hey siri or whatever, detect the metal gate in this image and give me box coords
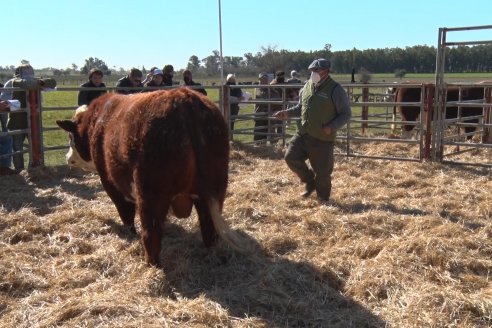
[433,25,492,167]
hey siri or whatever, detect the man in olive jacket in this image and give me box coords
[275,58,351,201]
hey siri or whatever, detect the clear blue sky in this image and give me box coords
[5,0,492,72]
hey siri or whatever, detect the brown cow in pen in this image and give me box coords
[394,83,488,140]
[57,88,243,266]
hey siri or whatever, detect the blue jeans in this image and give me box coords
[12,133,27,170]
[0,134,12,168]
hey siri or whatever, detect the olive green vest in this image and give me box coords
[7,79,40,130]
[297,77,339,141]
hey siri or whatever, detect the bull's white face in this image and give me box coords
[66,134,97,172]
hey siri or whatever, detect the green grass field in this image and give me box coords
[38,73,488,166]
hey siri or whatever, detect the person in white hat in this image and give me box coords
[274,58,352,202]
[225,73,243,131]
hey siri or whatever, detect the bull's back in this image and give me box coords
[95,89,228,203]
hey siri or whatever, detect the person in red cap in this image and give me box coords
[275,58,351,202]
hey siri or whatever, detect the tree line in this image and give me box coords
[1,44,491,81]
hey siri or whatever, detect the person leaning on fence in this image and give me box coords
[274,58,352,202]
[225,73,243,131]
[0,64,57,171]
[268,71,286,137]
[162,65,174,87]
[115,68,143,94]
[0,100,15,175]
[77,68,106,106]
[182,70,207,96]
[142,69,165,92]
[287,70,302,102]
[253,72,271,143]
[141,66,158,86]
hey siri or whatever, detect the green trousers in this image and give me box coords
[284,133,334,200]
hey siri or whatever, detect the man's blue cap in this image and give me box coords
[308,58,331,70]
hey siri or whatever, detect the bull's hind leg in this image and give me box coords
[100,178,136,233]
[194,198,218,247]
[139,198,170,266]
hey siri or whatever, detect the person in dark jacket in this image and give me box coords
[77,68,106,106]
[182,70,207,95]
[162,64,174,87]
[115,68,143,94]
[226,73,243,131]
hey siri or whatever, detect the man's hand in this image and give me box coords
[274,110,288,120]
[0,101,10,112]
[322,125,332,135]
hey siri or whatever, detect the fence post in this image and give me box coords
[361,84,369,135]
[483,86,491,143]
[221,84,230,138]
[29,89,42,167]
[422,84,434,159]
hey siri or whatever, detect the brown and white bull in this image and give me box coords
[57,88,243,266]
[394,83,487,140]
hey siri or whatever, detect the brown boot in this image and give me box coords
[301,180,316,198]
[0,166,19,176]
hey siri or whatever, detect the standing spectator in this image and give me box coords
[0,99,14,175]
[142,69,165,92]
[77,68,106,106]
[226,73,243,131]
[0,64,57,171]
[141,66,158,86]
[287,70,303,102]
[269,71,286,137]
[162,65,174,86]
[115,68,143,94]
[274,58,352,202]
[287,70,302,84]
[253,72,271,143]
[182,70,207,95]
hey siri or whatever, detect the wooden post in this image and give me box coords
[483,86,491,143]
[422,84,434,159]
[29,90,42,167]
[221,84,230,139]
[362,85,369,135]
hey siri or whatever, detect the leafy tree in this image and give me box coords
[186,55,201,73]
[202,50,220,76]
[80,57,111,76]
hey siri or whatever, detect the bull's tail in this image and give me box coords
[208,198,248,252]
[183,89,248,252]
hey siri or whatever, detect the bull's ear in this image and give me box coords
[56,120,77,133]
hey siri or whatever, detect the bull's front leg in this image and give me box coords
[100,178,136,233]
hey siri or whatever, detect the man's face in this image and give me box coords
[130,75,142,86]
[90,74,103,86]
[312,68,329,80]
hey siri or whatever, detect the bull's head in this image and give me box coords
[56,105,97,172]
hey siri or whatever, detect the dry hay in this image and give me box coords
[0,142,490,327]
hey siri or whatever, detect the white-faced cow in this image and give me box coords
[57,88,243,266]
[394,83,487,139]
